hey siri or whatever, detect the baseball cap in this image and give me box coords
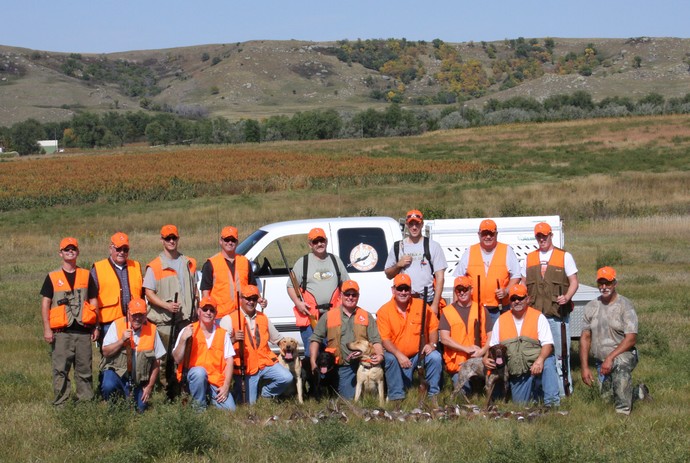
[111,232,129,248]
[198,295,218,310]
[597,266,617,282]
[220,226,238,240]
[128,298,147,315]
[341,280,360,294]
[454,275,473,289]
[308,228,327,241]
[406,209,423,224]
[509,284,528,299]
[479,219,497,233]
[160,224,179,238]
[393,273,412,287]
[534,222,552,236]
[60,237,79,251]
[241,285,260,298]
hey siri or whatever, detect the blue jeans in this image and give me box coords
[232,363,293,405]
[335,363,359,399]
[299,326,314,360]
[509,355,560,406]
[546,314,572,397]
[101,369,148,412]
[384,351,442,400]
[187,366,235,411]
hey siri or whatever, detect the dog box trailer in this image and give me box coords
[234,215,597,350]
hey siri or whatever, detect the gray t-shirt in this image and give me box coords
[582,294,638,360]
[143,255,187,300]
[287,253,349,306]
[384,238,447,299]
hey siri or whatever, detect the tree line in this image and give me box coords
[1,91,689,155]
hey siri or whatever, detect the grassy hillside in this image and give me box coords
[1,116,689,462]
[2,37,689,127]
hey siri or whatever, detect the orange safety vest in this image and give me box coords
[325,306,370,365]
[94,258,143,324]
[466,243,510,307]
[208,253,250,318]
[103,317,157,383]
[525,248,571,317]
[231,311,278,375]
[48,268,97,329]
[176,322,228,388]
[441,302,486,373]
[294,288,342,327]
[146,254,197,324]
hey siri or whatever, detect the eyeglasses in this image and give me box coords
[597,280,615,287]
[395,285,411,292]
[510,296,526,303]
[455,286,471,293]
[222,237,237,243]
[406,213,422,220]
[242,296,259,303]
[480,231,496,237]
[114,246,130,253]
[343,292,359,298]
[535,233,550,240]
[311,238,326,245]
[163,235,178,242]
[61,246,78,252]
[200,306,217,313]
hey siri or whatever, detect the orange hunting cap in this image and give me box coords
[406,209,423,224]
[111,232,129,248]
[220,226,238,240]
[308,228,327,241]
[198,295,218,310]
[479,219,497,233]
[341,280,360,294]
[60,237,79,250]
[393,273,412,287]
[509,284,528,299]
[596,266,617,282]
[534,222,552,236]
[128,298,147,315]
[454,275,473,289]
[160,224,179,238]
[241,285,260,298]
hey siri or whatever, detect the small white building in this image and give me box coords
[38,140,59,154]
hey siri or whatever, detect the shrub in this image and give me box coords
[595,247,624,269]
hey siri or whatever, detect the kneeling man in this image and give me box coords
[483,284,559,406]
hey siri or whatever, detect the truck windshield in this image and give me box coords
[237,229,268,255]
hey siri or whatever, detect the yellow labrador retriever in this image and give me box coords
[277,336,304,404]
[346,339,385,406]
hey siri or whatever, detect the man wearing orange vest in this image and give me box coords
[231,285,292,404]
[91,232,143,341]
[377,274,442,403]
[144,224,198,399]
[101,298,165,412]
[522,221,579,397]
[452,219,521,326]
[309,280,383,399]
[200,226,265,320]
[439,275,492,396]
[287,227,349,366]
[484,284,560,406]
[173,296,236,411]
[40,237,99,405]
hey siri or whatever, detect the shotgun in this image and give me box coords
[474,275,482,347]
[237,290,248,404]
[165,292,179,398]
[277,239,317,329]
[417,287,429,402]
[496,278,503,313]
[559,287,571,397]
[180,322,196,395]
[125,314,134,394]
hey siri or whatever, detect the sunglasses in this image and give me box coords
[455,286,471,293]
[200,306,217,313]
[480,231,496,237]
[597,280,615,287]
[510,296,526,302]
[114,246,130,253]
[242,296,259,303]
[163,235,178,242]
[343,292,359,298]
[311,238,326,245]
[222,237,237,243]
[395,285,411,292]
[61,246,78,252]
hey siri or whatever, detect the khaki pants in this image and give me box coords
[52,331,94,405]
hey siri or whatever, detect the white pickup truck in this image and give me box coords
[236,215,598,348]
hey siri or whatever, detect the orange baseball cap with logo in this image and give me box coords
[341,280,360,294]
[128,298,147,315]
[454,275,473,289]
[479,219,497,233]
[160,224,179,237]
[308,228,327,241]
[534,222,552,236]
[60,237,79,250]
[596,266,617,282]
[241,285,260,298]
[393,273,412,287]
[406,209,423,224]
[111,232,129,247]
[198,295,218,310]
[220,226,238,240]
[509,284,528,299]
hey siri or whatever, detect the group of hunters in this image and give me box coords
[41,210,640,415]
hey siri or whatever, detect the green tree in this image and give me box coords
[10,119,45,155]
[633,56,642,68]
[244,119,261,143]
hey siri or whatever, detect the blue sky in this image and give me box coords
[2,0,688,53]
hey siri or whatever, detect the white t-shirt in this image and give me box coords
[489,311,554,347]
[519,249,578,278]
[103,322,167,359]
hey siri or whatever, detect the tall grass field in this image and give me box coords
[1,115,689,462]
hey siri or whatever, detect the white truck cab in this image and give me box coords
[236,215,597,348]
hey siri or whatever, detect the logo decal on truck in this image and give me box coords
[349,243,378,271]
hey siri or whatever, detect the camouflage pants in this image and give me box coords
[596,349,638,415]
